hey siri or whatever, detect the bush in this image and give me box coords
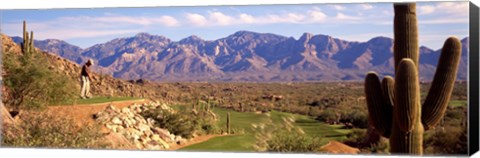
[341,109,368,128]
[344,128,367,143]
[140,107,217,139]
[424,126,467,155]
[253,116,324,152]
[3,48,77,110]
[1,111,102,148]
[316,109,338,124]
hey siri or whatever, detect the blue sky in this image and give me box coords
[1,2,469,49]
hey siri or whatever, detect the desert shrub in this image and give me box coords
[140,107,217,139]
[366,139,389,154]
[341,109,368,128]
[253,116,324,152]
[424,126,467,155]
[2,49,77,110]
[1,111,102,148]
[316,108,338,124]
[343,128,389,154]
[344,128,367,143]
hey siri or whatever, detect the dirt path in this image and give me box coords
[319,140,360,154]
[167,134,228,150]
[47,99,148,126]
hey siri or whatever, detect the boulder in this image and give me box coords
[111,117,122,125]
[153,127,174,142]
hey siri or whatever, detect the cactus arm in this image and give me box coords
[394,59,420,132]
[393,3,419,69]
[365,72,391,137]
[382,76,395,107]
[30,31,34,51]
[421,37,462,130]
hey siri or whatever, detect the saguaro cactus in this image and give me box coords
[21,21,35,54]
[364,3,462,155]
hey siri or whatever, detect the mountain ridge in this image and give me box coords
[9,31,469,82]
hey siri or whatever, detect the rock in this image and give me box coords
[146,144,163,150]
[106,105,116,111]
[95,101,180,150]
[135,143,144,149]
[143,130,153,137]
[121,108,130,113]
[137,123,151,132]
[112,117,122,125]
[151,135,170,149]
[140,135,151,144]
[146,118,155,125]
[175,136,187,145]
[153,127,174,142]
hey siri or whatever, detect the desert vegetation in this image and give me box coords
[0,3,469,155]
[2,21,77,110]
[1,22,100,148]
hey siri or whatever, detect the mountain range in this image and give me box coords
[11,31,469,82]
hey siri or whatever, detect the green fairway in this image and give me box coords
[56,96,142,105]
[179,107,351,152]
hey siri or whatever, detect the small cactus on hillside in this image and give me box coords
[21,20,35,55]
[364,3,462,155]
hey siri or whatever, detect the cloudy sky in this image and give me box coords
[1,1,469,49]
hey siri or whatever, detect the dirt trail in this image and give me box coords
[319,140,360,154]
[47,99,148,126]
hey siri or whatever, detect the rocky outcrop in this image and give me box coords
[94,102,186,150]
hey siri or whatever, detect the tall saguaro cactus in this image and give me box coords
[364,3,462,155]
[22,20,35,55]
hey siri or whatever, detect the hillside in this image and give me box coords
[11,31,469,82]
[2,34,159,99]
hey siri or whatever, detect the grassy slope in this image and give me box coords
[180,107,351,152]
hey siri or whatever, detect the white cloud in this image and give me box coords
[4,22,140,40]
[308,10,327,22]
[418,5,435,15]
[286,13,305,22]
[417,2,469,25]
[57,15,181,27]
[39,29,141,39]
[3,14,182,41]
[208,11,235,25]
[185,13,208,26]
[335,13,361,20]
[359,4,373,10]
[331,5,345,11]
[239,13,255,24]
[158,15,180,27]
[418,2,468,16]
